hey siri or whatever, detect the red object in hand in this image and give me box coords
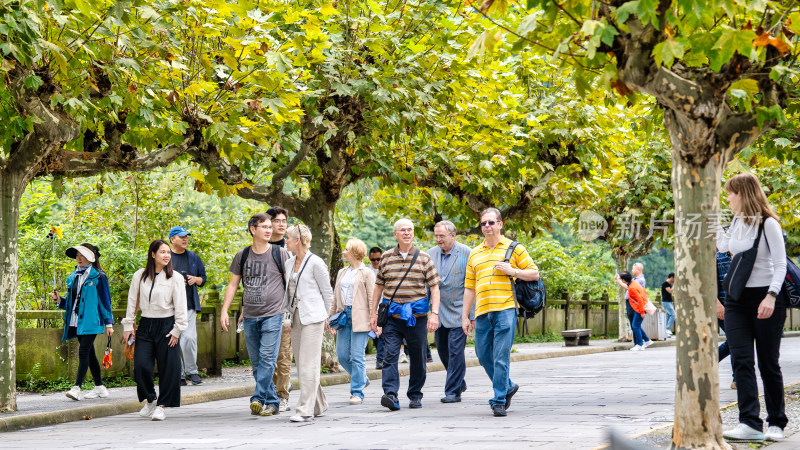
[103,347,112,369]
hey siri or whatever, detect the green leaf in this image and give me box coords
[652,38,685,68]
[615,1,639,25]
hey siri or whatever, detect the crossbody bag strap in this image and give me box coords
[289,254,313,307]
[503,241,521,310]
[387,249,420,306]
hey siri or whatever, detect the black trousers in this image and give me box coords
[381,316,428,401]
[134,316,182,407]
[725,286,787,431]
[75,333,103,387]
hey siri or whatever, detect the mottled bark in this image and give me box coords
[670,151,729,450]
[0,169,23,412]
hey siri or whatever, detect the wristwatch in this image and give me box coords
[768,290,779,298]
[514,269,520,277]
[431,310,439,315]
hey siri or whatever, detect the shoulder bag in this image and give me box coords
[722,220,764,303]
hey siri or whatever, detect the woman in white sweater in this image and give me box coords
[122,239,188,421]
[717,173,787,442]
[283,224,333,423]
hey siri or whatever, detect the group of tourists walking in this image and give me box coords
[51,172,790,440]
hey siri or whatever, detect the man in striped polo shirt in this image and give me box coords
[428,220,473,404]
[370,219,441,411]
[462,208,539,417]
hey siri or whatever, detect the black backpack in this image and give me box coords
[239,244,286,288]
[504,241,546,315]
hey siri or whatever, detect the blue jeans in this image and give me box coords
[242,315,283,408]
[632,313,650,346]
[435,326,468,397]
[663,301,675,331]
[475,308,517,406]
[336,307,370,399]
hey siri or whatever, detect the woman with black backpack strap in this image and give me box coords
[717,173,787,442]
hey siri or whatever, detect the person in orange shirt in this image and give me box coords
[619,272,653,351]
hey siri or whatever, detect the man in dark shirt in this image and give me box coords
[661,273,674,337]
[169,226,207,386]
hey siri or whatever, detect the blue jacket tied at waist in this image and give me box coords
[383,298,429,326]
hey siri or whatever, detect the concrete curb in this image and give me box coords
[6,333,797,433]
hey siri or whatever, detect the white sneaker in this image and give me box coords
[629,345,644,351]
[349,395,363,405]
[139,400,157,418]
[723,423,765,441]
[399,353,409,363]
[643,340,654,348]
[151,405,166,421]
[84,385,109,399]
[279,397,290,412]
[66,386,83,401]
[765,426,785,441]
[289,414,313,423]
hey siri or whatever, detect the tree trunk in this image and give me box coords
[295,191,341,372]
[670,152,728,449]
[0,169,24,411]
[613,254,632,341]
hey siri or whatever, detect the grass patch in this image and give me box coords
[18,363,137,393]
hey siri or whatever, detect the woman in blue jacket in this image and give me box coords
[52,243,115,401]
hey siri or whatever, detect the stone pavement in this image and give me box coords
[4,336,800,449]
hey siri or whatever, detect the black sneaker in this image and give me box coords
[189,373,203,385]
[505,383,519,410]
[492,404,507,417]
[180,378,187,387]
[409,398,422,409]
[381,394,400,411]
[376,360,384,370]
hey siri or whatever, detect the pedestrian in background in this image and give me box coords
[53,243,114,401]
[661,273,674,337]
[168,226,207,386]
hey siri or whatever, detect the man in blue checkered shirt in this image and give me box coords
[716,251,736,389]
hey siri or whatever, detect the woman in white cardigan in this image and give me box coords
[283,224,333,423]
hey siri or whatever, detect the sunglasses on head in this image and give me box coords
[480,220,498,227]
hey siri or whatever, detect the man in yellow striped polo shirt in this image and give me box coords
[462,207,539,417]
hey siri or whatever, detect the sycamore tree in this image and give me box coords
[189,0,507,270]
[0,0,305,410]
[466,0,800,446]
[377,55,615,235]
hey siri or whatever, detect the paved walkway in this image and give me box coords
[4,336,800,449]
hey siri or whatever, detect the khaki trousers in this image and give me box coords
[290,313,328,418]
[272,326,292,399]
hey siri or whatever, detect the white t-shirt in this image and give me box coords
[717,216,786,293]
[340,267,357,306]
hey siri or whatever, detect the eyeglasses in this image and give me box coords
[480,221,498,227]
[370,258,381,262]
[272,219,287,224]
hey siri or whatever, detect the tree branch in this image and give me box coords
[6,66,80,180]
